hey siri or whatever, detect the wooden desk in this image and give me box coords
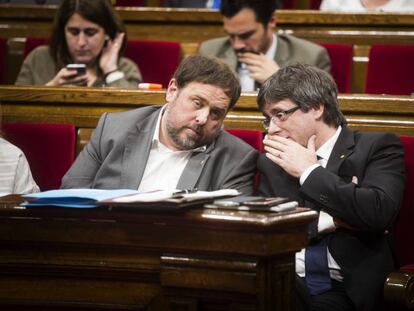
[1,5,414,90]
[0,195,317,310]
[1,86,414,151]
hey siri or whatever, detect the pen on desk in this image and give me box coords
[138,83,163,90]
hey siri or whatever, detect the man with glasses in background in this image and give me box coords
[257,64,405,311]
[199,0,331,92]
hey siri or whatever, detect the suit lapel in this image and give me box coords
[120,109,160,189]
[177,151,211,190]
[221,41,238,72]
[274,35,289,66]
[326,127,355,175]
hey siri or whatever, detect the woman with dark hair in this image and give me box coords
[15,0,142,88]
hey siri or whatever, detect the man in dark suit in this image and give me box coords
[199,0,330,92]
[257,64,405,310]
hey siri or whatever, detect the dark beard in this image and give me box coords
[166,123,216,150]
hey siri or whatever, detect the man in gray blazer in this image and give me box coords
[199,0,331,92]
[62,55,258,194]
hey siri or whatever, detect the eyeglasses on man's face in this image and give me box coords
[262,106,300,129]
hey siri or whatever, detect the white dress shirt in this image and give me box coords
[137,106,206,192]
[296,126,344,281]
[0,137,39,195]
[238,33,277,92]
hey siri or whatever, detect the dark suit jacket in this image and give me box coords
[258,127,405,311]
[199,33,331,75]
[62,106,258,195]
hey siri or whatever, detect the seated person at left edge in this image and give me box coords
[15,0,142,88]
[62,55,258,195]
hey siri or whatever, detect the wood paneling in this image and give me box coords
[0,195,317,310]
[1,86,413,156]
[1,6,414,91]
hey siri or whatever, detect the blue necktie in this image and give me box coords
[305,237,332,295]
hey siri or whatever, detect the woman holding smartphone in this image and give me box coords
[15,0,142,88]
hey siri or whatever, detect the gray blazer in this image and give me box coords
[62,106,258,195]
[199,33,331,74]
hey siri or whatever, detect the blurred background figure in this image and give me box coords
[15,0,142,88]
[199,0,330,92]
[320,0,414,12]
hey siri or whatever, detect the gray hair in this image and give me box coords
[257,63,346,127]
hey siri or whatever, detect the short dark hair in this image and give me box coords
[49,0,126,68]
[173,55,241,110]
[220,0,278,26]
[257,64,346,127]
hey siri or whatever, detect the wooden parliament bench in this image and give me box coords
[1,5,414,92]
[1,85,414,155]
[1,86,414,309]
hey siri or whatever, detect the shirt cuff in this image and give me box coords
[105,70,125,84]
[299,163,320,185]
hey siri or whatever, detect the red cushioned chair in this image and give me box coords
[280,0,321,9]
[226,129,263,190]
[2,123,76,191]
[310,0,322,9]
[115,0,145,6]
[318,42,353,93]
[24,38,48,57]
[0,38,7,84]
[125,40,181,88]
[226,128,263,152]
[384,135,414,309]
[365,45,414,95]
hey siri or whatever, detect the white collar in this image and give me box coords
[316,126,342,161]
[265,33,277,60]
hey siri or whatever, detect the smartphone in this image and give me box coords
[242,197,289,207]
[66,64,86,76]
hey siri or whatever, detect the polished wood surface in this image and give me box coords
[1,6,414,91]
[1,86,414,145]
[0,195,317,310]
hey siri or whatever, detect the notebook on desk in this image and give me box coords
[98,189,241,210]
[21,189,240,210]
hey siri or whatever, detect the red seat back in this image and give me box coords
[2,123,76,191]
[115,0,145,6]
[365,45,414,95]
[24,38,48,57]
[318,42,353,93]
[394,136,414,267]
[226,128,263,152]
[0,38,7,84]
[125,40,181,88]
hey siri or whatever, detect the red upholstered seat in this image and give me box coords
[226,129,263,190]
[280,0,321,9]
[24,38,48,57]
[384,136,414,308]
[115,0,145,6]
[318,42,353,93]
[0,38,7,84]
[365,45,414,95]
[226,128,263,152]
[394,136,414,267]
[125,40,181,88]
[2,123,76,191]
